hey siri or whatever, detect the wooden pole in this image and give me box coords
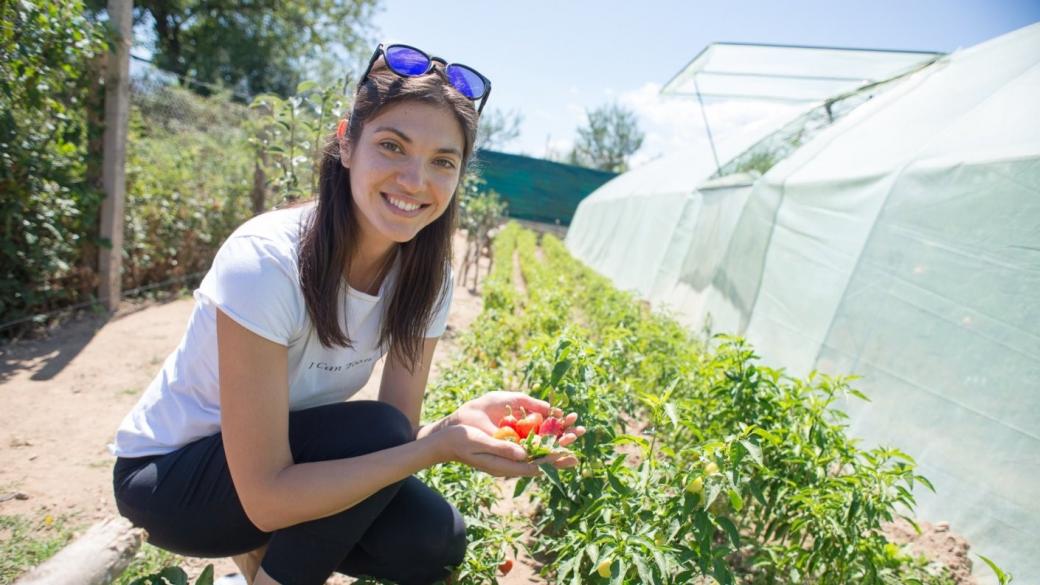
[13,517,145,585]
[98,0,133,311]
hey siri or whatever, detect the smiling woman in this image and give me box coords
[107,43,584,585]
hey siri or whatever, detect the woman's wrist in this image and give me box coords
[420,425,458,465]
[415,414,460,464]
[415,412,458,441]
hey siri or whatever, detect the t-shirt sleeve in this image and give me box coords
[425,265,454,338]
[194,236,305,346]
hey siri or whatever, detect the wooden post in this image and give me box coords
[98,0,133,311]
[251,102,272,215]
[251,155,268,215]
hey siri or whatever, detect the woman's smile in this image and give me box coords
[381,191,431,217]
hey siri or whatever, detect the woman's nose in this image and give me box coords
[395,159,425,193]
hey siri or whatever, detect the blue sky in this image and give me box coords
[372,0,1040,166]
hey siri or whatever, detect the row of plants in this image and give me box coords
[417,223,976,584]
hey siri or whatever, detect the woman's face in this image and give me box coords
[342,100,465,248]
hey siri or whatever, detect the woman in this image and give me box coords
[109,44,584,585]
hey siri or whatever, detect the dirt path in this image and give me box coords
[0,232,541,584]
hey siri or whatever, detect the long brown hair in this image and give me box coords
[298,64,478,371]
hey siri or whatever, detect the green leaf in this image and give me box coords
[977,554,1013,585]
[159,567,188,585]
[607,472,631,496]
[586,542,601,564]
[632,554,652,583]
[848,388,871,402]
[749,478,768,507]
[712,557,734,585]
[739,439,763,465]
[513,476,532,498]
[664,402,679,428]
[611,560,627,585]
[540,463,566,494]
[296,80,318,94]
[551,359,572,387]
[704,481,722,511]
[727,489,744,512]
[750,427,781,445]
[194,565,214,585]
[716,515,741,548]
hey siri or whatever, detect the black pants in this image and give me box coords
[113,401,466,585]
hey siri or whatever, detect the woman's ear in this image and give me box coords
[337,118,351,168]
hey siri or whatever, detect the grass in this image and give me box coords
[0,514,74,584]
[112,543,185,585]
[0,513,195,585]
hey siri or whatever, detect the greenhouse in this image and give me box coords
[567,23,1040,583]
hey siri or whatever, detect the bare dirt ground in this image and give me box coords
[0,232,540,584]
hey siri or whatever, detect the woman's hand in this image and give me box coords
[449,391,586,468]
[436,424,542,478]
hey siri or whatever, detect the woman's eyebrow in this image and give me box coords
[374,126,412,143]
[374,126,462,157]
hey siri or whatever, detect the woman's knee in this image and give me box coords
[288,401,414,463]
[441,504,468,568]
[415,502,467,569]
[366,483,468,574]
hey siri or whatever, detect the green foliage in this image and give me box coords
[978,554,1014,585]
[123,84,254,289]
[85,0,379,98]
[568,103,644,173]
[0,0,106,327]
[426,223,976,584]
[458,174,508,235]
[731,150,780,176]
[126,564,213,585]
[0,514,74,584]
[249,82,347,205]
[475,108,524,151]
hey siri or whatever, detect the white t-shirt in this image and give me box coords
[109,203,452,458]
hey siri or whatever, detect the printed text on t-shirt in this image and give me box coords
[306,356,375,373]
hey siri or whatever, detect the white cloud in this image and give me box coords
[618,82,807,169]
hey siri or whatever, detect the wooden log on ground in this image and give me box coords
[14,516,146,585]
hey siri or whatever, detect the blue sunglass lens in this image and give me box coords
[385,46,430,76]
[445,64,486,99]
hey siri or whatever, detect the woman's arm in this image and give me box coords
[217,309,449,533]
[378,337,455,440]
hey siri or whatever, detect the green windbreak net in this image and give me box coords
[474,150,616,226]
[567,23,1040,584]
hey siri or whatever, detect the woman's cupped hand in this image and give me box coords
[439,391,585,477]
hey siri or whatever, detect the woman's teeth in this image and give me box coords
[386,195,422,212]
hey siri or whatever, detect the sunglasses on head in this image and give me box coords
[357,43,492,114]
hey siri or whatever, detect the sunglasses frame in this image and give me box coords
[357,43,492,114]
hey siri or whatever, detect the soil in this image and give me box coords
[0,231,976,585]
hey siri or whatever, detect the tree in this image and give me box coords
[86,0,379,99]
[568,102,644,173]
[476,108,523,152]
[0,0,107,328]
